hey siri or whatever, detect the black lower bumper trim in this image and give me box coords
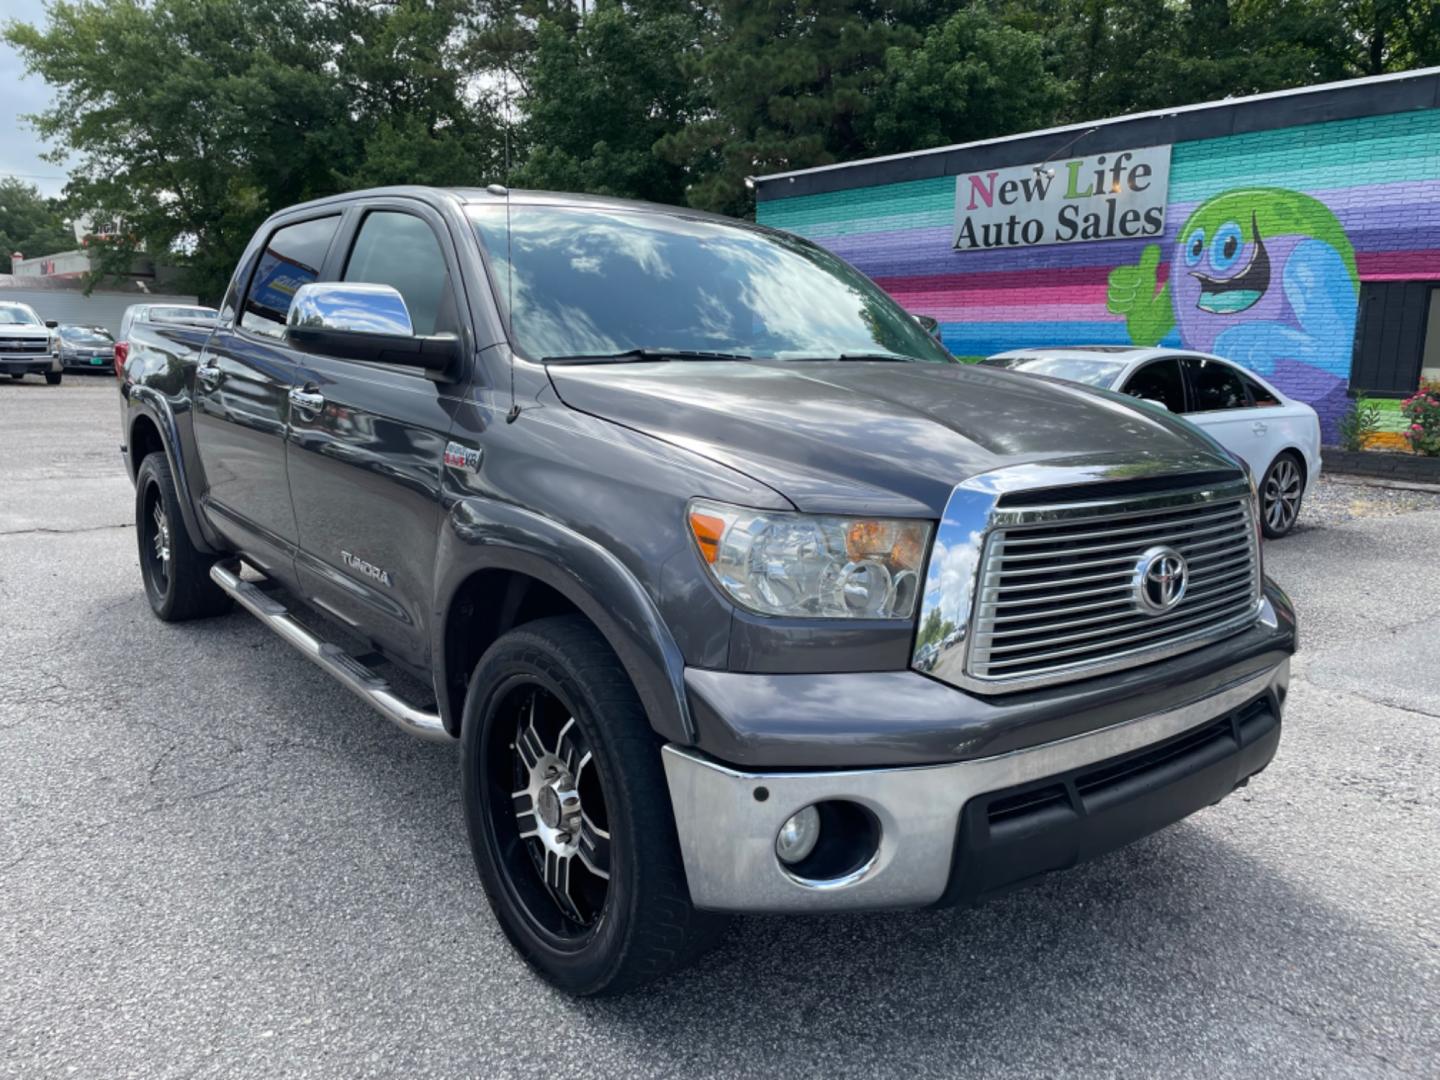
[935,692,1281,908]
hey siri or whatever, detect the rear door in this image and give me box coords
[1175,354,1268,476]
[191,212,342,583]
[284,200,471,670]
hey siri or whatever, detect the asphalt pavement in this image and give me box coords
[2,376,1437,1079]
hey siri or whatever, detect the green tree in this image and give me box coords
[868,8,1064,155]
[657,1,936,217]
[5,0,501,300]
[0,178,74,273]
[513,2,702,204]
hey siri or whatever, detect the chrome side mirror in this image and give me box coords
[288,282,414,337]
[914,314,941,340]
[285,282,459,374]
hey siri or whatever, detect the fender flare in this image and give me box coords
[433,498,694,745]
[126,386,219,555]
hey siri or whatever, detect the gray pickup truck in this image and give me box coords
[117,186,1297,995]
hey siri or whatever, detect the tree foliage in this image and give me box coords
[0,178,73,273]
[6,0,1438,296]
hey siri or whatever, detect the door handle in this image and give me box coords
[288,386,325,416]
[196,363,222,389]
[1252,421,1268,435]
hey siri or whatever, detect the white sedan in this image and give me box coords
[981,346,1321,538]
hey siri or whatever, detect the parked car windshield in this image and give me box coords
[468,203,953,364]
[0,304,43,326]
[59,325,114,345]
[980,354,1127,388]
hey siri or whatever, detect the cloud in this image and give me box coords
[1,0,71,197]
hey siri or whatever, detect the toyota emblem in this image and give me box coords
[1134,546,1188,614]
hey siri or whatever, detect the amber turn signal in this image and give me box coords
[688,510,726,564]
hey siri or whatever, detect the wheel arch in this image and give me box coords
[1269,445,1309,487]
[125,389,219,555]
[433,504,693,745]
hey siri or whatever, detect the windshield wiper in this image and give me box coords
[543,348,755,365]
[782,352,916,363]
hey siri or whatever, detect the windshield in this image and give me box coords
[59,325,114,345]
[468,204,952,364]
[981,354,1126,388]
[149,306,217,324]
[0,304,42,326]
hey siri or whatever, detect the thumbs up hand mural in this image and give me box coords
[1106,243,1175,347]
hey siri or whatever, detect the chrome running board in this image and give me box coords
[209,561,453,743]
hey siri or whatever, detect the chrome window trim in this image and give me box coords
[913,460,1260,695]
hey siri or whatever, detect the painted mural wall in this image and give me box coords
[756,109,1440,442]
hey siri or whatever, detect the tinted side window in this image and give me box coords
[1184,356,1249,411]
[1122,359,1186,413]
[1243,374,1280,406]
[240,215,341,338]
[343,211,450,336]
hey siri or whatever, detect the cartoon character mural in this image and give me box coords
[1107,188,1358,439]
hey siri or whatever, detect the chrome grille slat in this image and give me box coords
[991,551,1254,610]
[984,582,1257,654]
[991,575,1255,633]
[998,514,1246,562]
[965,492,1260,688]
[1000,505,1248,547]
[981,598,1256,669]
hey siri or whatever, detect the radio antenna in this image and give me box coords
[487,181,518,423]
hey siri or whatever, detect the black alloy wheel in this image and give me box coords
[461,616,727,995]
[133,453,232,621]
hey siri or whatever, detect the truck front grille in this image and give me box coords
[1,336,51,354]
[965,491,1260,690]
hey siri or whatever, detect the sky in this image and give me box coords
[2,0,70,198]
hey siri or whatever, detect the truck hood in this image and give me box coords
[547,360,1236,516]
[0,325,49,337]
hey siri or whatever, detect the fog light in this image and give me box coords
[775,805,821,865]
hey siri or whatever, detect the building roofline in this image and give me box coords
[754,66,1440,202]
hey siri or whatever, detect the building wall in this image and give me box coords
[0,288,199,337]
[757,109,1440,442]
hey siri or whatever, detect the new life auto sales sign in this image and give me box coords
[953,145,1172,251]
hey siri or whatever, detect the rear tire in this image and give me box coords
[44,371,61,385]
[9,373,23,380]
[135,453,232,621]
[1260,451,1304,539]
[460,615,728,995]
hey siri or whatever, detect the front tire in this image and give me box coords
[9,372,23,380]
[1260,452,1304,538]
[44,371,62,385]
[135,453,232,621]
[460,615,727,995]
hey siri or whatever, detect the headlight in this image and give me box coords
[687,499,931,619]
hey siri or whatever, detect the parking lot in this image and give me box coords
[2,376,1438,1079]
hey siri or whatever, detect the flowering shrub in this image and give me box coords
[1401,382,1440,456]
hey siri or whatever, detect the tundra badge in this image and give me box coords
[341,550,393,587]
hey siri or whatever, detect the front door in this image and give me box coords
[285,203,470,671]
[192,213,342,582]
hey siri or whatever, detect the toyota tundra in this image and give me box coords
[117,186,1297,995]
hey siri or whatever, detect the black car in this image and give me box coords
[57,324,117,371]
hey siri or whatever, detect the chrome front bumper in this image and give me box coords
[662,659,1285,913]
